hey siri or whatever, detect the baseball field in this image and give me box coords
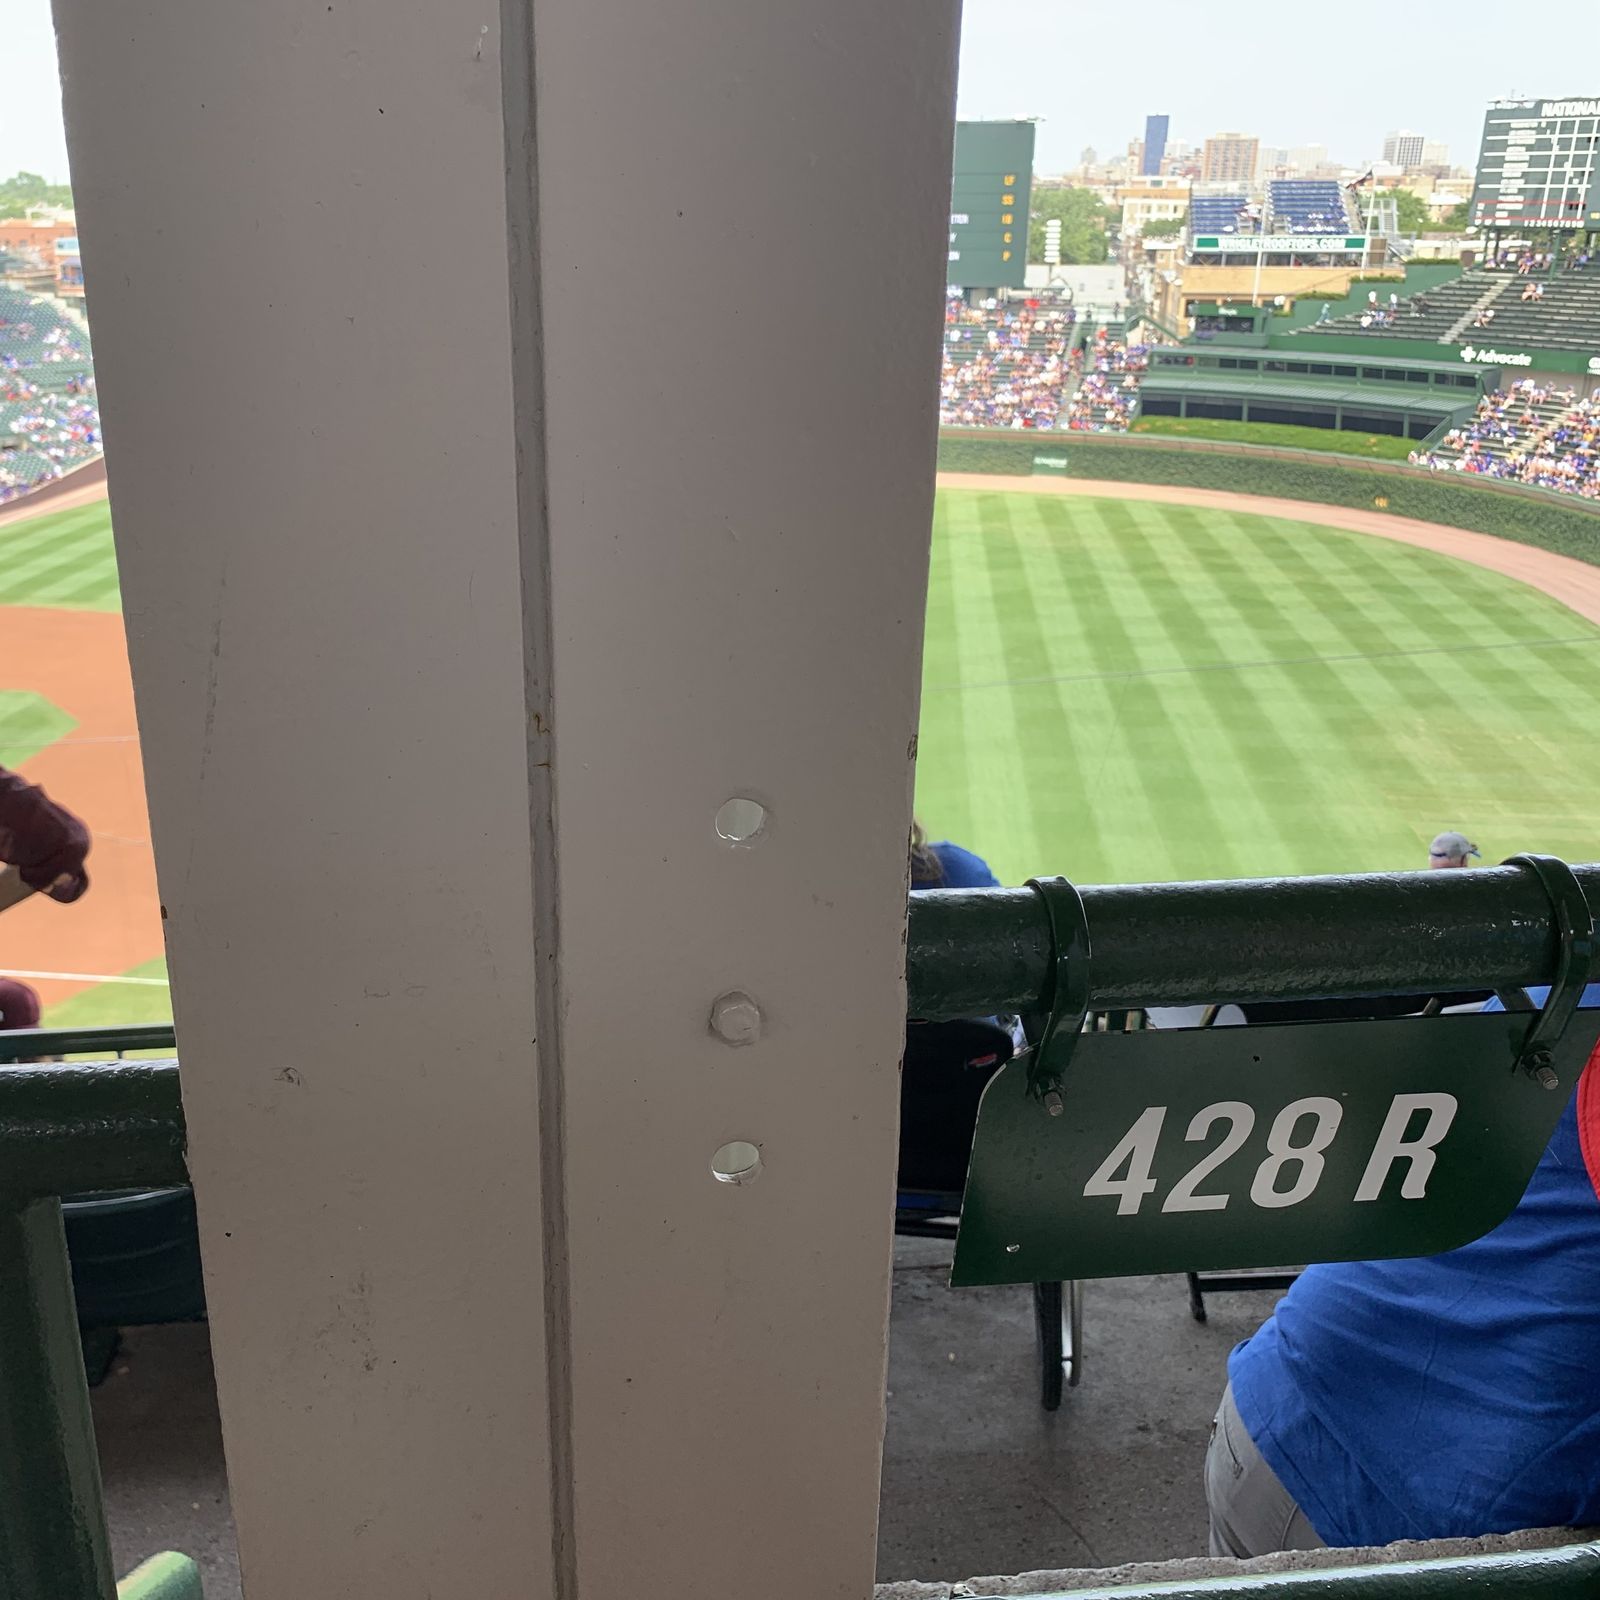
[3,482,1599,1026]
[0,494,169,1027]
[916,486,1600,886]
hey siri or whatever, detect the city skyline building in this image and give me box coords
[1201,130,1260,185]
[1383,129,1427,168]
[1141,113,1169,176]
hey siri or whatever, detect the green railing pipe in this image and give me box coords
[0,1062,187,1196]
[1014,1538,1600,1598]
[0,1024,178,1064]
[907,863,1600,1020]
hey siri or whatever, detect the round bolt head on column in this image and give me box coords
[710,991,763,1046]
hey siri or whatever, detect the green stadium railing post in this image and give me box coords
[0,1196,117,1600]
[116,1552,205,1599]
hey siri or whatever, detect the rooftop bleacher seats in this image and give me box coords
[1189,195,1250,235]
[1267,179,1353,235]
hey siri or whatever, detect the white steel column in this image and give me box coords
[515,0,960,1591]
[55,0,960,1593]
[52,4,555,1594]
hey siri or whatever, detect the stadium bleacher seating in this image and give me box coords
[941,299,1081,428]
[1189,195,1250,235]
[1412,379,1600,497]
[1297,264,1600,355]
[0,285,100,504]
[1471,266,1600,354]
[1267,180,1353,235]
[1300,274,1490,343]
[940,300,1151,432]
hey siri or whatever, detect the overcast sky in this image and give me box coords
[5,0,1599,185]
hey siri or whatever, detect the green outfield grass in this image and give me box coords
[916,490,1600,886]
[0,499,120,611]
[0,690,75,769]
[1129,416,1417,460]
[8,487,1600,1021]
[44,957,172,1031]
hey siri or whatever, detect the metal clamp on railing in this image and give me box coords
[1500,854,1596,1090]
[1023,876,1090,1115]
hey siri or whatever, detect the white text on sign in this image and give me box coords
[1082,1093,1460,1217]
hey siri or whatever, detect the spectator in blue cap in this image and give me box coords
[1427,831,1480,869]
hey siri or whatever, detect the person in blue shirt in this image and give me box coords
[909,819,999,891]
[1207,984,1600,1557]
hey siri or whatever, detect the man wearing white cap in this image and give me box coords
[1427,831,1480,869]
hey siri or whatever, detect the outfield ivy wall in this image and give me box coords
[936,432,1600,567]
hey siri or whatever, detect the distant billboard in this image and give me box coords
[1469,97,1600,232]
[1191,235,1366,254]
[948,122,1035,290]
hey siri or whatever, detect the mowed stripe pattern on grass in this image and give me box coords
[0,499,121,611]
[916,490,1600,887]
[0,690,76,769]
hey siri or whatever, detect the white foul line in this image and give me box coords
[0,968,170,986]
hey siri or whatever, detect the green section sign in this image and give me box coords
[948,121,1034,291]
[952,1010,1600,1287]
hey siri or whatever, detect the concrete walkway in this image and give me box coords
[99,1246,1588,1593]
[877,1241,1270,1583]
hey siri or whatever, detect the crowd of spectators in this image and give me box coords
[1063,332,1148,432]
[939,299,1080,429]
[939,298,1150,433]
[1410,380,1600,498]
[0,292,100,505]
[1485,247,1594,274]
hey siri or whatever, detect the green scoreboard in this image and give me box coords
[949,121,1035,290]
[1469,97,1600,233]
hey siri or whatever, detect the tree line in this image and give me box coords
[1,172,74,221]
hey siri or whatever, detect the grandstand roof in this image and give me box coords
[1139,371,1464,415]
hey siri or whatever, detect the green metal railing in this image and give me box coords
[3,863,1598,1598]
[0,1023,177,1064]
[907,862,1600,1018]
[0,1061,188,1599]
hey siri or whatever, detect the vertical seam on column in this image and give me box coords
[498,1,577,1596]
